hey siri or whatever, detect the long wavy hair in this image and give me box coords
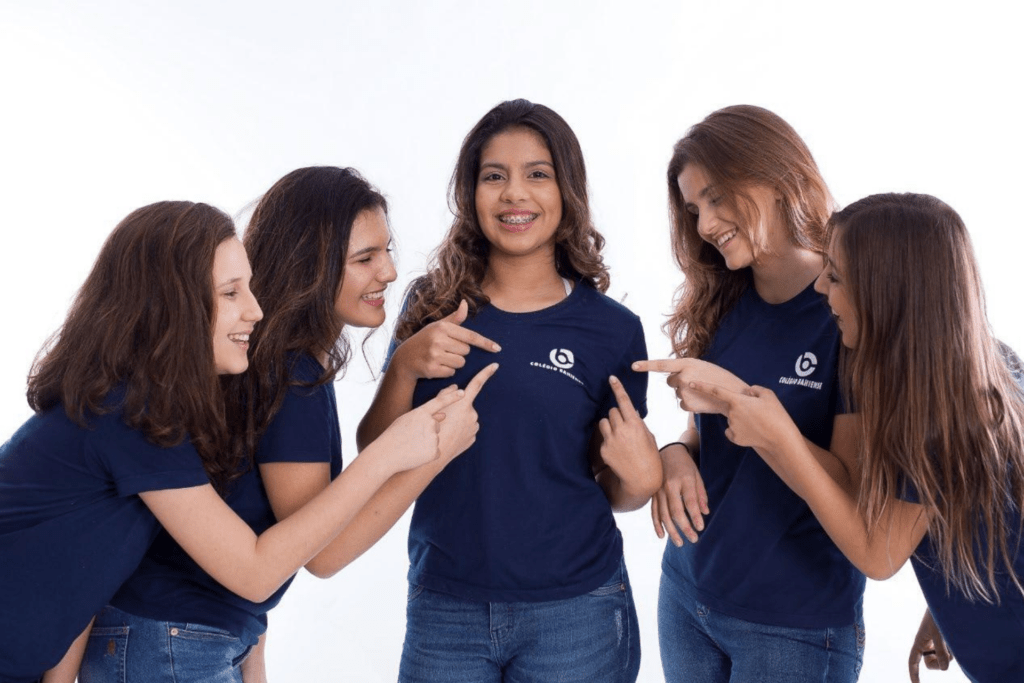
[832,193,1024,602]
[227,166,387,458]
[665,105,834,358]
[395,98,609,340]
[27,201,240,490]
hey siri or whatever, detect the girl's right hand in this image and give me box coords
[392,299,501,380]
[376,362,499,473]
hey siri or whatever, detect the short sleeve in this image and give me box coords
[92,419,209,497]
[598,321,649,419]
[255,355,341,468]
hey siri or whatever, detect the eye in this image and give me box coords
[222,290,238,299]
[480,172,504,183]
[708,195,723,207]
[529,169,552,179]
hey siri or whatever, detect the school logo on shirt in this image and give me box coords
[795,352,817,377]
[531,348,584,386]
[549,348,575,369]
[778,351,823,390]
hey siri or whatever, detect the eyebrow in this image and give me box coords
[682,184,715,212]
[348,241,392,259]
[480,160,555,172]
[216,276,243,288]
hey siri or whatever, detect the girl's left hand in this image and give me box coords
[685,381,798,453]
[597,376,662,495]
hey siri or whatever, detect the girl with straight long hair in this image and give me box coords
[690,193,1024,683]
[635,105,865,682]
[358,99,661,682]
[80,170,492,682]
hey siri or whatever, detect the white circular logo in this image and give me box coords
[550,348,575,369]
[795,352,818,377]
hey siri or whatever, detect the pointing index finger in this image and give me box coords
[450,325,502,353]
[632,359,683,373]
[608,375,637,416]
[464,362,499,401]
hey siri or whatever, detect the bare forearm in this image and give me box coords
[356,361,417,450]
[304,462,442,577]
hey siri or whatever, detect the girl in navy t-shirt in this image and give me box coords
[359,99,661,682]
[82,168,492,681]
[690,193,1024,683]
[0,201,469,683]
[635,105,865,682]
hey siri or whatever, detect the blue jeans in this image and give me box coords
[399,559,640,682]
[658,573,864,683]
[79,606,252,683]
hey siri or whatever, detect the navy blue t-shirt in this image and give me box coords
[110,354,343,645]
[903,347,1024,682]
[0,403,208,681]
[662,282,866,629]
[405,283,648,602]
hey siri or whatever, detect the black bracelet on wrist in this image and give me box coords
[658,441,689,453]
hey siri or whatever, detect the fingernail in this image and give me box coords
[493,344,501,352]
[631,362,640,370]
[609,375,619,384]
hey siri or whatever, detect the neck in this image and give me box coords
[483,248,567,313]
[750,245,823,304]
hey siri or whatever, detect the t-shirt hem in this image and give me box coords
[116,469,210,497]
[662,558,861,629]
[411,553,623,603]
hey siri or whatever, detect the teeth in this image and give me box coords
[363,291,384,300]
[500,213,537,225]
[228,333,249,342]
[716,230,737,247]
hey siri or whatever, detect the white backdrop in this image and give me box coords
[2,1,1021,681]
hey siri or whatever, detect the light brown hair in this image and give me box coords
[665,105,834,358]
[27,201,239,490]
[832,192,1024,602]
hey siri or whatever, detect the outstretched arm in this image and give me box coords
[688,381,930,579]
[141,388,468,603]
[262,364,497,578]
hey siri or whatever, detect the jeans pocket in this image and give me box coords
[79,626,129,683]
[407,584,425,603]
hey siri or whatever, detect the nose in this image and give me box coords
[246,290,264,323]
[379,250,398,284]
[499,174,528,203]
[813,270,828,296]
[696,209,718,240]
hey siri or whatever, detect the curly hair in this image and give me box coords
[395,99,609,340]
[664,105,834,358]
[27,201,239,491]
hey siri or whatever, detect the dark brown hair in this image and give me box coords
[395,99,609,340]
[229,166,387,457]
[832,192,1024,602]
[665,105,834,358]
[27,201,239,490]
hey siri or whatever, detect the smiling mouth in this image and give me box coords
[362,290,385,305]
[498,213,538,232]
[715,230,737,248]
[228,332,250,349]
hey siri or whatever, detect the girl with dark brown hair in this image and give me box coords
[358,99,661,681]
[0,201,473,683]
[690,193,1024,683]
[634,105,865,681]
[79,169,493,682]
